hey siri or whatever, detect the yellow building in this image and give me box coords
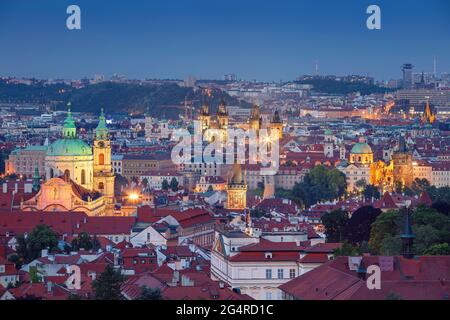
[22,176,107,216]
[199,101,211,132]
[226,164,247,210]
[421,100,436,124]
[249,104,262,131]
[392,136,414,188]
[24,107,116,216]
[349,137,373,165]
[198,99,229,143]
[93,108,115,210]
[269,109,283,140]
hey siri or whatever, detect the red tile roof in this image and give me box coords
[280,256,450,300]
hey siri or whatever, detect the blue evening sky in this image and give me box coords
[0,0,449,81]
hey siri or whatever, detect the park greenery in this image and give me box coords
[70,232,101,252]
[323,201,450,256]
[15,224,58,264]
[295,78,392,95]
[92,264,126,300]
[276,165,347,208]
[137,286,163,300]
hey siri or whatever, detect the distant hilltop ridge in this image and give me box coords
[0,80,251,118]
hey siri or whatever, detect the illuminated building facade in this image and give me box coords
[22,108,117,216]
[226,164,247,210]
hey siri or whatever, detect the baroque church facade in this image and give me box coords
[22,108,116,216]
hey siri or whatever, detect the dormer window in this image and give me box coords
[265,252,272,259]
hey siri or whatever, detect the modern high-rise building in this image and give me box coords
[401,63,414,89]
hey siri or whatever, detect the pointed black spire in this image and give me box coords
[272,109,282,123]
[356,259,367,280]
[401,208,415,259]
[398,135,408,153]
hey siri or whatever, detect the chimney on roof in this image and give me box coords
[172,270,180,284]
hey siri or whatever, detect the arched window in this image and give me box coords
[64,169,70,179]
[81,169,86,185]
[98,182,104,190]
[99,153,105,166]
[50,169,54,178]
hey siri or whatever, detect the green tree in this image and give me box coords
[333,242,360,256]
[137,286,163,300]
[379,234,402,255]
[92,265,125,300]
[355,179,367,193]
[321,209,349,242]
[424,243,450,255]
[426,186,450,203]
[161,179,169,190]
[169,177,179,191]
[363,184,381,200]
[413,225,442,255]
[250,208,267,218]
[411,178,430,195]
[17,225,58,263]
[346,206,381,245]
[29,266,42,283]
[292,165,346,207]
[92,235,101,251]
[7,253,22,270]
[432,200,450,216]
[369,209,402,254]
[207,185,214,192]
[71,232,93,251]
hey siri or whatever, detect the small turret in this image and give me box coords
[230,163,244,185]
[217,98,228,116]
[62,103,77,139]
[397,135,409,153]
[200,100,210,116]
[95,108,109,140]
[271,109,282,124]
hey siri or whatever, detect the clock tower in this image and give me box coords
[93,108,115,212]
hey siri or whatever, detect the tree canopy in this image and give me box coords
[288,165,346,207]
[321,209,349,242]
[138,286,163,300]
[92,265,125,300]
[16,224,58,263]
[368,206,450,255]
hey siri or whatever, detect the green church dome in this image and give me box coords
[351,142,372,155]
[47,138,92,157]
[46,104,93,157]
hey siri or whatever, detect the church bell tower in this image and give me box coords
[93,108,115,210]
